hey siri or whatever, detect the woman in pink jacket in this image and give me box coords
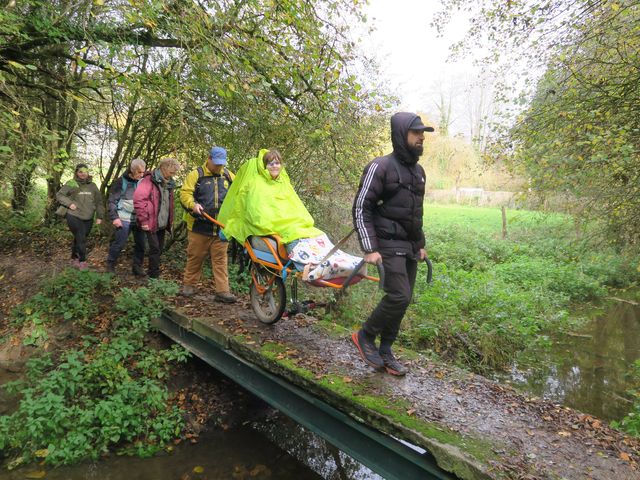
[133,157,181,278]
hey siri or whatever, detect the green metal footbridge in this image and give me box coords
[155,309,468,480]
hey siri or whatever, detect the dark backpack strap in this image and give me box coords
[380,156,407,205]
[389,155,415,193]
[116,176,129,206]
[390,155,403,188]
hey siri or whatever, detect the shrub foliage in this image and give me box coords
[0,271,188,466]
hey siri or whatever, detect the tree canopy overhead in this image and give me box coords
[0,0,390,221]
[435,0,640,246]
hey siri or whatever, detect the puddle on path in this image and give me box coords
[497,302,640,422]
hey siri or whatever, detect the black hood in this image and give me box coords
[390,112,421,164]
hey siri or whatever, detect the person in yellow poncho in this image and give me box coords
[218,149,365,282]
[217,149,322,244]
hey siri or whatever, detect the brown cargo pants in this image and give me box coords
[182,230,230,294]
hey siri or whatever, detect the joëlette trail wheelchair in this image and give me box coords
[202,212,384,325]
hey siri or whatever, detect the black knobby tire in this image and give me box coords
[250,267,286,324]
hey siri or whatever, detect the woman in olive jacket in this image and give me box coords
[56,163,104,270]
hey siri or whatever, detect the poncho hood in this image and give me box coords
[217,149,322,244]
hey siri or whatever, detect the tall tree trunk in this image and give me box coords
[42,57,82,225]
[11,165,37,213]
[10,114,39,213]
[102,53,149,196]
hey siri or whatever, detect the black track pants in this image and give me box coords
[363,253,418,347]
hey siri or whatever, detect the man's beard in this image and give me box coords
[408,144,424,157]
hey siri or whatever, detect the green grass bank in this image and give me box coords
[335,203,640,372]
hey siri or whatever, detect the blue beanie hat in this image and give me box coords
[209,146,227,165]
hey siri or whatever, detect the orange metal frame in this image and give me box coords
[200,212,379,290]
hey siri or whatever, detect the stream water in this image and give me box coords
[0,423,319,480]
[0,409,381,480]
[497,302,640,422]
[0,369,380,480]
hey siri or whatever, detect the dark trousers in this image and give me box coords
[363,253,418,347]
[66,214,94,262]
[106,220,146,269]
[145,228,167,278]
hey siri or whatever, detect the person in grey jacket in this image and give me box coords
[56,163,104,270]
[105,159,146,275]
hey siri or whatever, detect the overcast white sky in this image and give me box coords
[359,0,482,136]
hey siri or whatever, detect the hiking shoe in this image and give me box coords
[380,351,408,376]
[351,330,384,369]
[132,265,147,277]
[215,292,237,304]
[105,262,116,274]
[181,285,195,297]
[78,261,89,271]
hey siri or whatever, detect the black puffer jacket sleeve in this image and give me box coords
[352,158,386,253]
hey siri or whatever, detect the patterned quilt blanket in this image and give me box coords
[288,233,366,282]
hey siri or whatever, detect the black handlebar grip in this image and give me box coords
[376,262,385,290]
[342,259,365,294]
[425,258,433,284]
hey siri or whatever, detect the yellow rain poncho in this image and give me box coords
[217,149,322,244]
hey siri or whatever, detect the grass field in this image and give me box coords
[424,203,569,235]
[334,202,640,373]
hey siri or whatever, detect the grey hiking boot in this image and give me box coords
[380,351,408,376]
[214,292,237,304]
[351,330,384,369]
[105,262,116,274]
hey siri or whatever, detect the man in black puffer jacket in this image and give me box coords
[351,112,434,376]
